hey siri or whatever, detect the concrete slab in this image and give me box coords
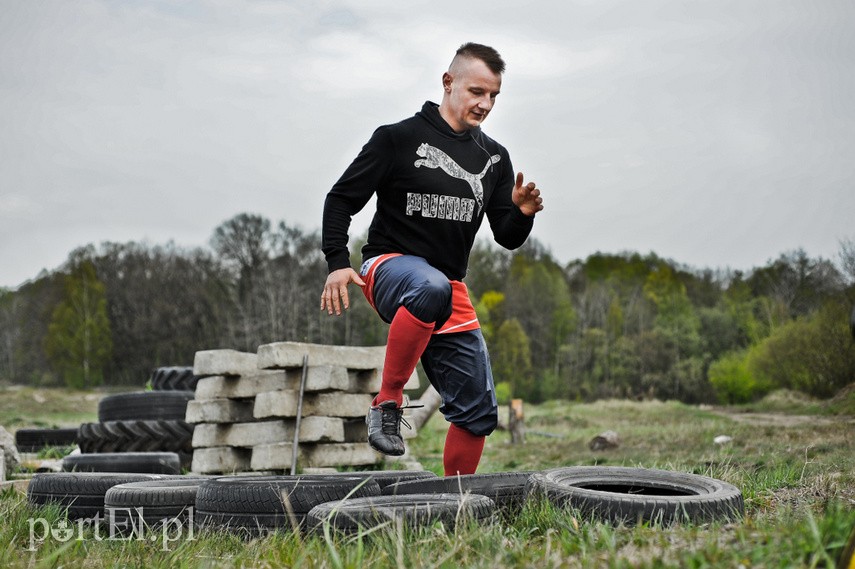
[250,442,381,470]
[275,366,378,393]
[254,392,373,419]
[194,372,288,400]
[191,417,345,448]
[195,367,390,398]
[190,447,251,475]
[343,418,367,443]
[401,417,418,440]
[186,399,255,424]
[257,342,386,370]
[255,343,420,391]
[193,349,258,377]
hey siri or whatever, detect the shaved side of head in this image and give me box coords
[450,42,506,75]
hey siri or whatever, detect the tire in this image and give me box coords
[150,367,199,392]
[383,471,534,514]
[307,493,496,534]
[98,391,195,422]
[62,452,182,475]
[314,470,438,489]
[76,420,194,466]
[526,466,744,525]
[104,478,208,530]
[14,427,78,452]
[195,475,382,535]
[27,472,167,519]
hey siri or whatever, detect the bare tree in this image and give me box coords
[839,237,855,284]
[0,290,21,381]
[210,214,274,349]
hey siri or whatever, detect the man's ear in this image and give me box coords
[442,71,453,93]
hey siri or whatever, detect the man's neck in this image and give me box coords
[438,102,468,134]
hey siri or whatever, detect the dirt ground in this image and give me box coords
[711,410,855,427]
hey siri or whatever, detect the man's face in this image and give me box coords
[441,58,502,132]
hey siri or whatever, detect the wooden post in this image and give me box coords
[290,354,309,476]
[509,398,525,445]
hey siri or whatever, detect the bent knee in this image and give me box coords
[417,275,452,305]
[404,277,452,323]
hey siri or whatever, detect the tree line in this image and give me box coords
[1,213,853,404]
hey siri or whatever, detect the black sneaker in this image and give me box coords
[366,400,409,456]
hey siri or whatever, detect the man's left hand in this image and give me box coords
[512,172,544,216]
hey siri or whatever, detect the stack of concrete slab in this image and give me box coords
[187,344,419,475]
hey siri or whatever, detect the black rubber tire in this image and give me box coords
[314,470,438,489]
[525,466,744,525]
[98,391,195,422]
[307,493,496,534]
[62,452,182,475]
[383,471,534,514]
[14,427,78,452]
[27,472,167,519]
[76,420,194,467]
[150,367,199,391]
[195,475,382,535]
[104,478,208,530]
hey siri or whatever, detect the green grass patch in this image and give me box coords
[824,383,855,416]
[0,386,99,430]
[1,389,853,568]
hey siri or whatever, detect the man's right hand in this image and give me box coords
[321,268,366,316]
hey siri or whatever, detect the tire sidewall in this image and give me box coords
[527,466,744,524]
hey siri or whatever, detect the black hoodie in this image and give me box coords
[322,101,534,281]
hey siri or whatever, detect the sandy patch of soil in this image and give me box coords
[712,411,853,427]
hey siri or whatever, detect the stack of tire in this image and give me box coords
[118,467,743,533]
[29,470,456,533]
[28,467,745,534]
[15,427,78,453]
[98,470,474,536]
[28,472,176,520]
[68,367,199,474]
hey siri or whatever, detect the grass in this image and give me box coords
[1,386,854,568]
[0,385,99,429]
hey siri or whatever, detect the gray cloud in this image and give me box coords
[1,0,853,288]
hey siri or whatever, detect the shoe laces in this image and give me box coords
[380,399,423,434]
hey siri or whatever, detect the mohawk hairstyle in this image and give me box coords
[455,42,506,74]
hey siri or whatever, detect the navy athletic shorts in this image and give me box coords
[364,255,498,436]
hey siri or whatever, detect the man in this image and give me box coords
[320,42,543,476]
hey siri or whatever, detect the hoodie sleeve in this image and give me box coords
[321,127,395,273]
[484,148,535,250]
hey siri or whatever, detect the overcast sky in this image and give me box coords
[2,0,853,289]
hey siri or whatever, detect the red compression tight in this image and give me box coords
[374,306,434,407]
[443,423,486,476]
